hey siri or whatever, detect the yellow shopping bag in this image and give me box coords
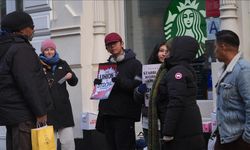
[31,125,56,150]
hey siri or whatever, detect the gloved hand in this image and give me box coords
[111,77,117,83]
[94,78,102,85]
[137,83,147,94]
[112,72,120,83]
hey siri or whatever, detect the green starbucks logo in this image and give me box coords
[164,0,207,58]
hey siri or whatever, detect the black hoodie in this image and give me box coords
[165,35,199,68]
[98,49,142,121]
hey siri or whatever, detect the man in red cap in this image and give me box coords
[0,11,52,150]
[95,32,142,150]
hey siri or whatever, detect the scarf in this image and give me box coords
[148,63,167,150]
[39,52,60,73]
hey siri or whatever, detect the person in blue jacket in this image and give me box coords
[214,30,250,150]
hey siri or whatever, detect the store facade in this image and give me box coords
[1,0,250,149]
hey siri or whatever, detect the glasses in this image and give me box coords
[105,41,120,49]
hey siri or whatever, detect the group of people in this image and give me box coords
[94,32,206,150]
[94,26,250,150]
[1,10,250,150]
[0,11,77,150]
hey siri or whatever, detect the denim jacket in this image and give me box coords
[215,52,250,144]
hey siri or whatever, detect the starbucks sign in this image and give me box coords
[164,0,207,58]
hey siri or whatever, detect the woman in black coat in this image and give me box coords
[39,39,78,150]
[134,41,170,146]
[157,36,205,150]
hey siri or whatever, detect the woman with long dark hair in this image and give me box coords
[134,41,171,149]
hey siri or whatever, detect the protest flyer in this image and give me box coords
[142,64,161,107]
[90,63,117,100]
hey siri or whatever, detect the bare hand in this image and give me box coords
[161,136,174,142]
[36,115,47,126]
[65,72,72,80]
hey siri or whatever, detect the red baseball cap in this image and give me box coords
[104,32,122,45]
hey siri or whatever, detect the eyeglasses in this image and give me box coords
[105,41,120,49]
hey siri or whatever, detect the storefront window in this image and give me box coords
[0,0,6,19]
[125,0,171,63]
[15,0,23,11]
[125,0,218,100]
[0,0,23,20]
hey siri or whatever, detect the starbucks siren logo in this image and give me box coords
[164,0,206,58]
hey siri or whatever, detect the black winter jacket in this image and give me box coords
[0,33,52,125]
[98,49,142,121]
[157,36,205,150]
[41,59,78,129]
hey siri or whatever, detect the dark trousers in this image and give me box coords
[215,134,250,150]
[103,116,136,150]
[142,128,148,145]
[6,121,35,150]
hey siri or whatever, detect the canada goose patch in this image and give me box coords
[175,72,182,80]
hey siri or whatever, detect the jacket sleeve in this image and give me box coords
[64,61,78,86]
[115,60,142,92]
[238,68,250,143]
[11,44,52,117]
[162,67,188,136]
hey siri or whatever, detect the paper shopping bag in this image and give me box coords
[31,125,56,150]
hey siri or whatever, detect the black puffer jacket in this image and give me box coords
[157,36,205,150]
[0,33,52,125]
[41,59,78,130]
[98,49,142,121]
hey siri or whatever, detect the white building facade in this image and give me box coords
[0,0,250,149]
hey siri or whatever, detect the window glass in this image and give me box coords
[0,0,23,21]
[16,0,23,11]
[0,0,6,20]
[125,0,171,63]
[125,0,216,100]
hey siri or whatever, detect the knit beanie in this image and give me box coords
[1,11,34,32]
[41,39,56,53]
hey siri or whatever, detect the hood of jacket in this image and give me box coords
[165,36,199,68]
[108,49,136,63]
